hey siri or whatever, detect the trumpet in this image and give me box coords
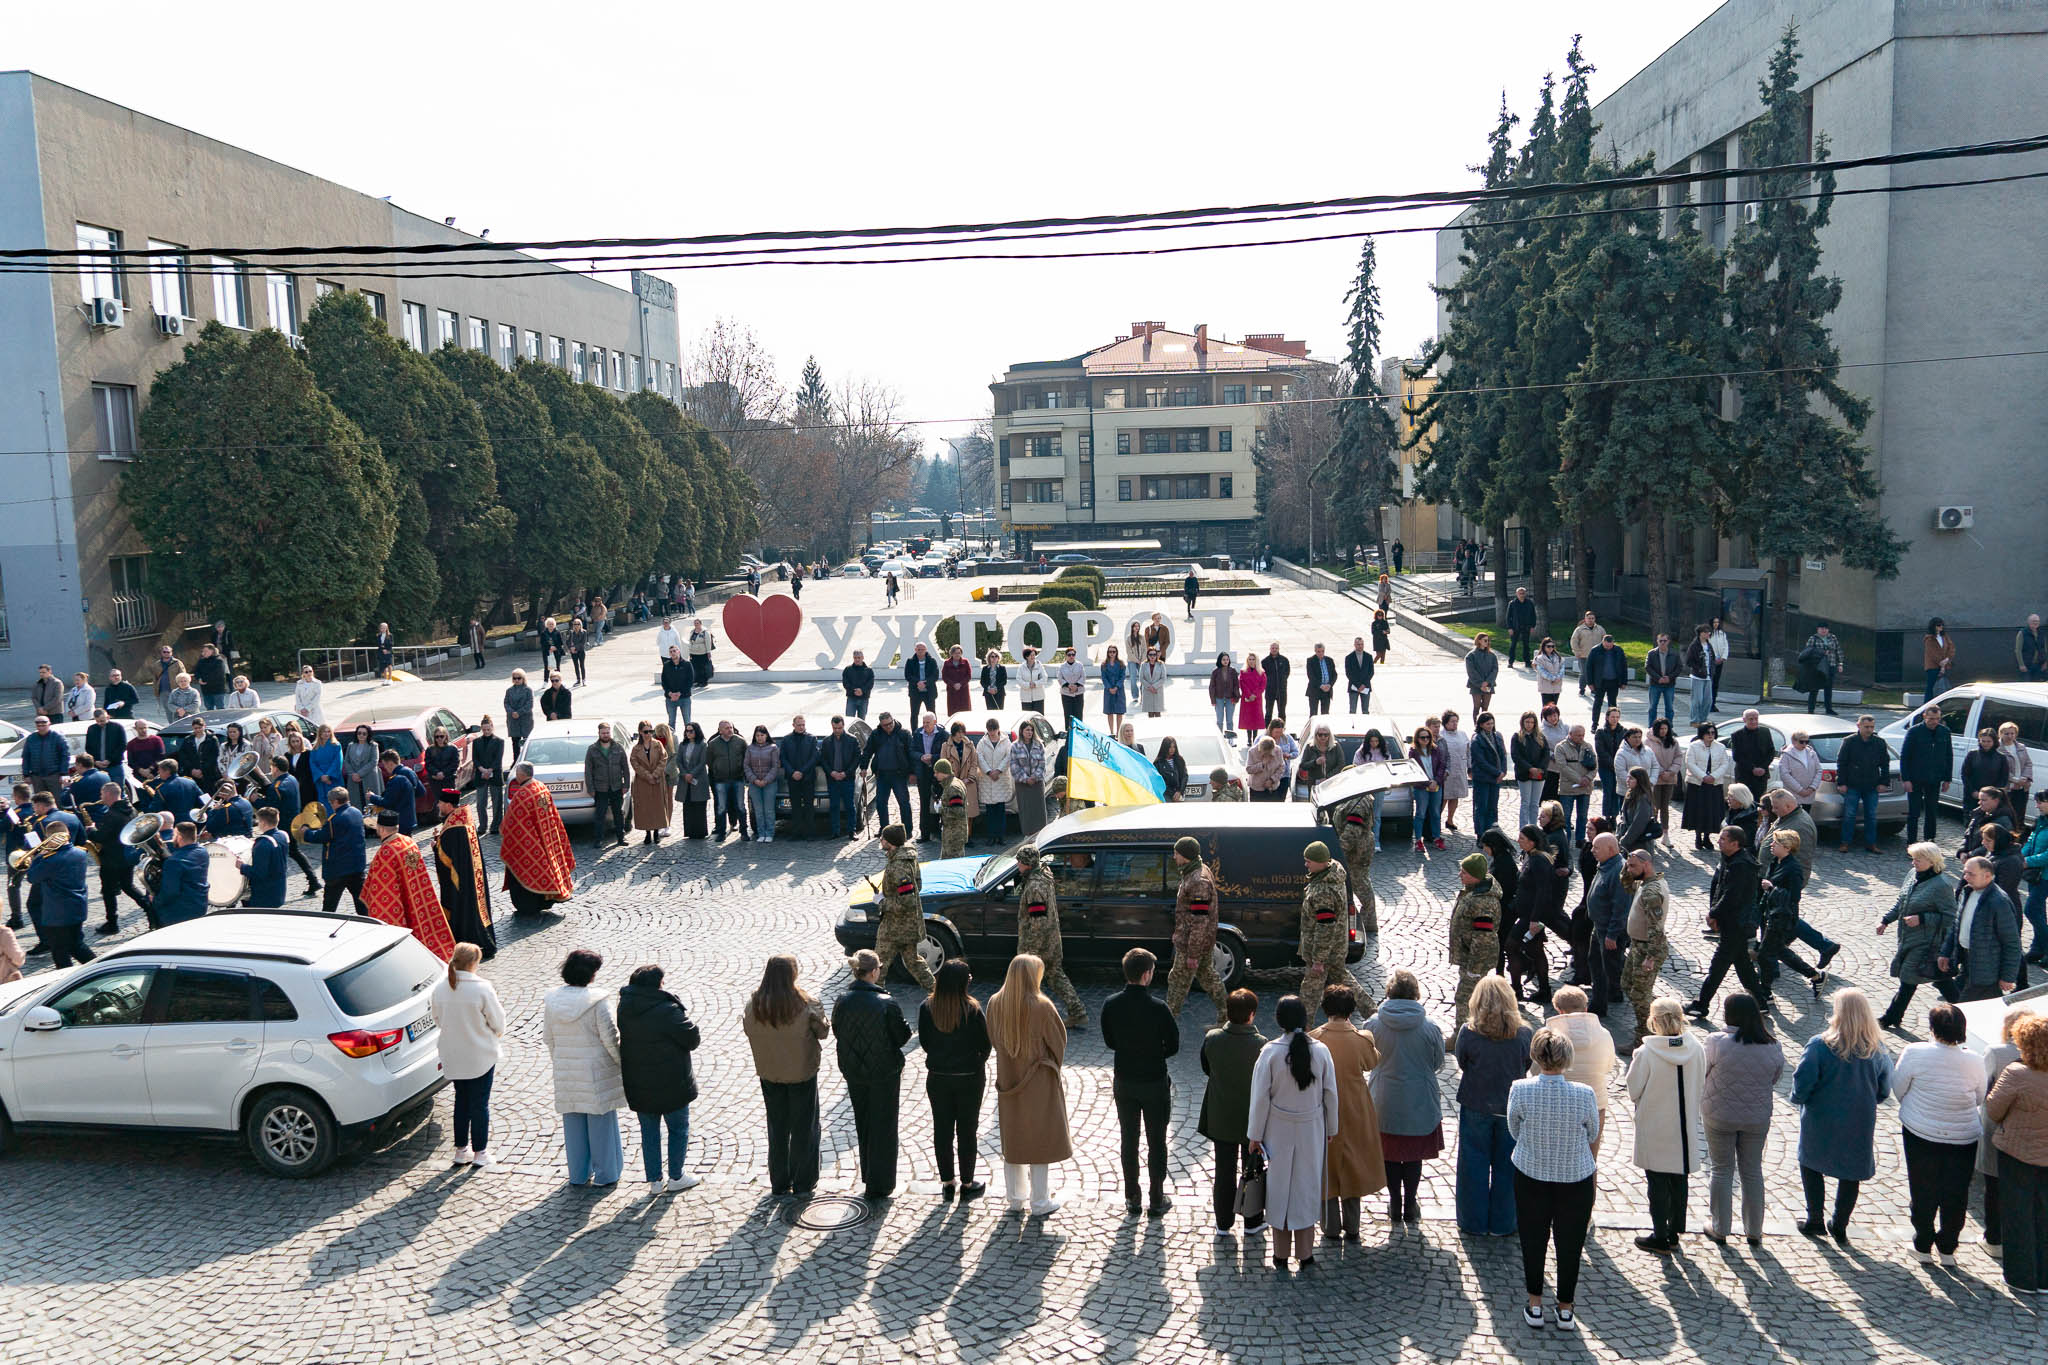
[7,826,71,871]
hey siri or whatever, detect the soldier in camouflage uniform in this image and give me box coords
[873,823,936,992]
[1207,766,1246,802]
[935,758,970,858]
[1298,841,1361,1010]
[1165,836,1227,1023]
[1450,852,1503,1026]
[1619,848,1669,1048]
[1332,792,1378,934]
[1014,843,1087,1028]
[1045,775,1068,818]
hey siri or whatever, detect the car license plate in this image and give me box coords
[405,1014,436,1043]
[554,781,584,794]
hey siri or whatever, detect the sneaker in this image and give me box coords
[452,1148,473,1165]
[471,1151,502,1172]
[1939,1252,1958,1268]
[1915,1248,1936,1264]
[1432,838,1447,851]
[1523,1305,1545,1329]
[1816,944,1840,971]
[1554,1307,1578,1333]
[1241,1220,1267,1237]
[1029,1197,1062,1217]
[1214,1226,1235,1239]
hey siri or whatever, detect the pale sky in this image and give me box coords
[9,0,1723,453]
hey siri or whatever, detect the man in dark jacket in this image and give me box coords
[152,821,213,926]
[25,830,93,966]
[910,713,945,843]
[1302,644,1337,717]
[1262,643,1292,726]
[30,664,64,721]
[1585,635,1629,718]
[1937,857,2022,1001]
[778,716,822,840]
[819,716,863,839]
[173,717,222,790]
[192,643,231,711]
[303,789,369,914]
[89,783,151,931]
[1182,571,1200,620]
[581,724,628,847]
[1834,714,1893,854]
[19,716,69,794]
[84,710,128,790]
[1583,834,1629,1017]
[660,647,694,733]
[706,720,750,840]
[1344,635,1374,714]
[1729,709,1778,792]
[904,643,939,726]
[861,712,915,833]
[1505,588,1537,667]
[367,751,425,837]
[101,668,140,721]
[1099,946,1180,1216]
[832,948,911,1201]
[1643,632,1683,727]
[1687,827,1768,1015]
[617,964,703,1190]
[1899,703,1954,842]
[841,650,876,721]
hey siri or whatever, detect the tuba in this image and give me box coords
[222,751,261,785]
[121,810,174,891]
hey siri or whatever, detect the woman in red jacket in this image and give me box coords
[941,645,974,715]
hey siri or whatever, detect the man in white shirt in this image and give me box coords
[654,618,682,660]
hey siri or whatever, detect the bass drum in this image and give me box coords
[207,837,253,907]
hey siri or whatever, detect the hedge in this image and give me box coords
[934,615,1003,658]
[1041,579,1097,611]
[1056,565,1106,595]
[1028,595,1089,647]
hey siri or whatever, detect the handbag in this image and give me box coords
[1233,1147,1267,1224]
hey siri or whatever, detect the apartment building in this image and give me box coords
[991,322,1323,559]
[0,71,684,677]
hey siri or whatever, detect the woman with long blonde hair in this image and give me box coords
[1453,974,1533,1235]
[431,942,505,1171]
[988,953,1071,1216]
[1791,987,1894,1244]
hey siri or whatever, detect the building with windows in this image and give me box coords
[0,72,684,676]
[1432,0,2048,679]
[991,322,1322,559]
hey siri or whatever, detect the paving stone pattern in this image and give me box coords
[4,796,2044,1362]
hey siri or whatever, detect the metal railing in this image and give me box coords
[112,593,158,639]
[296,644,472,684]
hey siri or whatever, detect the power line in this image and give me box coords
[10,132,2048,264]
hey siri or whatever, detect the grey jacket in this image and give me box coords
[1701,1031,1784,1129]
[1940,882,2023,990]
[584,740,629,793]
[1880,869,1956,986]
[1362,998,1445,1137]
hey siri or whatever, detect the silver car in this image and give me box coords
[1754,712,1908,830]
[518,718,633,826]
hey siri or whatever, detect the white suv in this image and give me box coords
[0,911,447,1177]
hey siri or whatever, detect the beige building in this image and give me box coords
[1378,357,1477,563]
[0,71,683,677]
[992,322,1320,559]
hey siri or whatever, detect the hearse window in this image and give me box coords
[1094,850,1168,898]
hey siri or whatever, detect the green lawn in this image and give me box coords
[1438,615,1660,662]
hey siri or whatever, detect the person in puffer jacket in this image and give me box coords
[543,948,626,1187]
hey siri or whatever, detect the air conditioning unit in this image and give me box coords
[1741,202,1761,225]
[1934,505,1974,531]
[155,312,184,337]
[88,296,124,329]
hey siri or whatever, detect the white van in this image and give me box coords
[1878,682,2048,812]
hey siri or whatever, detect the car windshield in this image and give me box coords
[974,845,1021,891]
[524,738,596,766]
[325,939,443,1017]
[372,729,421,760]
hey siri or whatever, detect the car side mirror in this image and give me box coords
[22,1005,62,1032]
[465,724,480,735]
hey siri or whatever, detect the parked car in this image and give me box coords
[838,562,871,578]
[1755,712,1907,830]
[517,718,634,826]
[157,709,318,747]
[1282,715,1420,827]
[1109,722,1246,802]
[0,720,93,783]
[0,718,25,757]
[835,803,1360,988]
[1877,683,2048,812]
[1049,553,1095,565]
[0,910,448,1177]
[334,704,476,823]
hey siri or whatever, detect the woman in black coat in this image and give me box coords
[1153,737,1188,802]
[1508,825,1554,1003]
[616,965,702,1190]
[917,959,993,1197]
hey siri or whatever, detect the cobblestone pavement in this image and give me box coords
[6,779,2046,1363]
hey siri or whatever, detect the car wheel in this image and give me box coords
[902,921,963,982]
[0,1101,13,1159]
[245,1087,337,1178]
[1212,933,1248,990]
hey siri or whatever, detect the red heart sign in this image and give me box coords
[721,593,804,670]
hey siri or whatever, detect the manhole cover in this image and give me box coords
[782,1194,873,1232]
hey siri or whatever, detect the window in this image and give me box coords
[265,272,299,336]
[610,351,623,389]
[146,240,190,319]
[437,309,459,349]
[998,437,1011,465]
[1093,849,1167,898]
[1044,390,1065,409]
[497,323,515,367]
[467,316,487,351]
[1167,385,1202,407]
[571,342,586,381]
[1172,430,1208,453]
[1218,429,1232,452]
[109,554,149,595]
[258,979,298,1021]
[402,301,427,350]
[549,335,565,368]
[361,291,386,321]
[1118,479,1133,502]
[1251,385,1275,403]
[1223,384,1246,405]
[1023,435,1055,460]
[999,482,1011,510]
[110,554,155,636]
[315,279,343,298]
[1219,475,1233,499]
[663,361,676,396]
[1078,479,1094,508]
[1024,480,1060,503]
[323,939,443,1017]
[1935,694,1974,739]
[524,329,541,362]
[1141,432,1171,454]
[1142,476,1209,500]
[162,969,256,1023]
[1139,386,1165,408]
[1077,433,1092,460]
[630,355,642,391]
[1116,432,1131,455]
[1102,387,1125,409]
[92,384,138,460]
[47,968,154,1027]
[210,258,249,328]
[1981,700,2048,747]
[75,224,123,304]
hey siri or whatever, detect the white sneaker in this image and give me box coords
[667,1173,702,1192]
[1523,1304,1545,1329]
[471,1151,501,1172]
[452,1147,473,1165]
[1555,1307,1578,1333]
[1939,1252,1959,1268]
[1029,1197,1062,1217]
[1916,1248,1936,1264]
[1241,1220,1268,1236]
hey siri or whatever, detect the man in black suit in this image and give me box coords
[1263,643,1292,727]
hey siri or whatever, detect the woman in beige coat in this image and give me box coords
[629,723,672,841]
[1311,984,1387,1242]
[939,723,983,820]
[990,953,1071,1216]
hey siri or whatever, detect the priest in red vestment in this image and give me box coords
[501,764,575,914]
[362,810,455,961]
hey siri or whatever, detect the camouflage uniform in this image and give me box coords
[1210,780,1247,803]
[1333,794,1378,934]
[1620,872,1669,1047]
[1449,877,1503,1026]
[1165,858,1227,1023]
[1298,862,1360,1008]
[939,777,970,858]
[1044,776,1068,818]
[1016,853,1087,1027]
[874,842,937,992]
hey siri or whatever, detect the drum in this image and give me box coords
[207,837,253,907]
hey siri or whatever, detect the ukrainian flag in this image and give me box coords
[1062,718,1166,807]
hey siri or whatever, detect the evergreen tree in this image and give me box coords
[1721,24,1904,655]
[518,364,665,589]
[793,355,831,428]
[625,391,709,579]
[1327,238,1399,559]
[121,324,396,670]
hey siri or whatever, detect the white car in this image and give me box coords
[838,562,870,578]
[519,718,633,825]
[1878,682,2048,812]
[1104,721,1247,802]
[0,721,94,782]
[0,911,448,1177]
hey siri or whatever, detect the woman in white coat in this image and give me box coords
[1248,994,1341,1270]
[1680,721,1735,851]
[543,948,627,1186]
[432,943,505,1170]
[975,719,1015,848]
[293,665,325,728]
[1135,648,1169,717]
[1626,996,1708,1253]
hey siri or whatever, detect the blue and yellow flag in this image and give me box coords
[1062,718,1166,807]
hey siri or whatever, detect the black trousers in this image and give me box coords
[1386,1159,1423,1218]
[1646,1169,1689,1243]
[926,1071,984,1185]
[591,790,624,844]
[762,1077,821,1195]
[908,690,935,726]
[1589,682,1620,716]
[1801,1164,1859,1228]
[1515,1171,1595,1301]
[845,1072,901,1197]
[1586,938,1624,1015]
[43,922,94,968]
[1264,691,1288,726]
[1114,1076,1171,1199]
[98,861,151,924]
[1757,922,1815,991]
[322,873,366,915]
[1213,1140,1253,1230]
[1903,1130,1977,1254]
[1508,628,1534,666]
[1306,692,1331,716]
[917,774,940,839]
[2003,1152,2048,1292]
[1695,932,1766,1008]
[474,781,504,835]
[285,834,319,888]
[1060,694,1083,725]
[788,789,816,839]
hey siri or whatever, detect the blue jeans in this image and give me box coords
[1924,669,1945,703]
[451,1068,494,1152]
[637,1106,690,1182]
[1792,918,1842,959]
[747,783,775,837]
[1214,699,1234,733]
[1415,786,1443,841]
[1647,684,1675,725]
[1838,786,1879,848]
[1472,782,1500,834]
[665,695,691,731]
[1562,793,1589,843]
[1688,678,1713,727]
[827,777,857,836]
[713,781,747,837]
[562,1111,624,1185]
[2024,879,2048,959]
[872,773,911,830]
[1456,1108,1517,1235]
[1599,770,1618,820]
[845,693,869,720]
[1370,791,1385,847]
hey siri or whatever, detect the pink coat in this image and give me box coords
[1236,668,1267,731]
